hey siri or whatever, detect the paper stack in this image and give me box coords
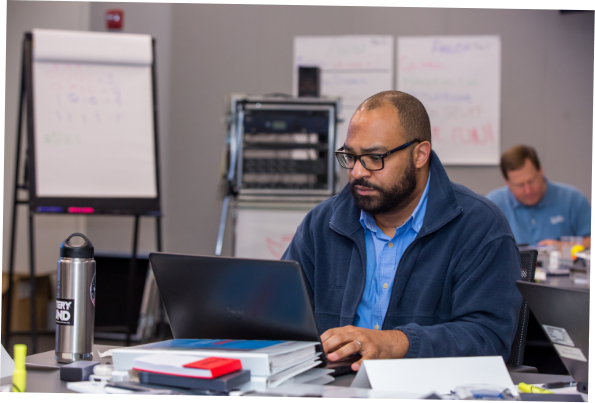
[112,339,325,389]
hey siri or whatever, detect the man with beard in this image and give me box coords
[282,91,522,371]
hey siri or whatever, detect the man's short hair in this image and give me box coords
[357,91,432,144]
[500,145,541,180]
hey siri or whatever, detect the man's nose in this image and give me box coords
[351,159,370,179]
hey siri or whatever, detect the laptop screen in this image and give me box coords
[516,281,589,385]
[149,253,322,344]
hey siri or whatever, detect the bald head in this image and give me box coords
[355,91,432,144]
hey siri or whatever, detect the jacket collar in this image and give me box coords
[329,150,462,239]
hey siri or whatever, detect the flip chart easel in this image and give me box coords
[3,30,163,353]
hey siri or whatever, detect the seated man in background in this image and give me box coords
[282,91,522,371]
[486,145,591,248]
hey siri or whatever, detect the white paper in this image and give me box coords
[574,251,590,261]
[553,344,587,362]
[33,61,157,198]
[31,29,157,199]
[98,349,114,358]
[397,36,501,165]
[288,367,335,384]
[34,29,152,65]
[294,36,394,148]
[543,325,575,346]
[1,344,15,379]
[352,356,518,397]
[133,354,215,377]
[234,209,310,259]
[269,359,321,388]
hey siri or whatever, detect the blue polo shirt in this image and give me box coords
[354,173,430,330]
[485,180,591,245]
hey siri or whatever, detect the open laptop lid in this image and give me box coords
[149,253,327,366]
[516,281,589,385]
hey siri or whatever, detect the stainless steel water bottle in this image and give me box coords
[55,233,96,363]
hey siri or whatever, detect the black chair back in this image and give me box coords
[507,249,538,366]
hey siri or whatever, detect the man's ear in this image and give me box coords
[414,141,431,169]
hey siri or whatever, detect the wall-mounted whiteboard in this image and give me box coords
[31,29,158,201]
[397,36,501,165]
[234,209,309,260]
[294,36,394,148]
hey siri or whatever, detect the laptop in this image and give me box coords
[149,253,361,373]
[516,281,589,393]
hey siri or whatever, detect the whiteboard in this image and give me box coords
[397,36,501,165]
[234,209,309,260]
[293,36,394,148]
[31,29,157,199]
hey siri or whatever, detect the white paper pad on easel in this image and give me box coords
[351,356,518,397]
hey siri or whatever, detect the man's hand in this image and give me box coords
[320,325,410,371]
[538,239,561,248]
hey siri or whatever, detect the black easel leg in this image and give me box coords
[3,200,18,349]
[28,213,37,354]
[125,215,140,346]
[154,216,167,340]
[3,39,27,349]
[155,216,162,252]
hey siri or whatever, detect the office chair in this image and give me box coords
[506,249,538,373]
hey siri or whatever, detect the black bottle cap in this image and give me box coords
[60,233,94,258]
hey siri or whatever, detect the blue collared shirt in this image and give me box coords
[354,173,430,330]
[486,180,591,245]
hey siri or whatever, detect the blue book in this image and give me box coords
[136,339,284,351]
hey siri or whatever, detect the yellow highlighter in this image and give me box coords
[518,382,553,394]
[12,344,27,393]
[571,245,585,260]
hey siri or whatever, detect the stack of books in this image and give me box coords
[133,355,250,392]
[112,339,331,389]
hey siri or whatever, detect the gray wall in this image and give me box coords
[3,4,593,268]
[3,1,90,274]
[85,2,173,255]
[166,5,593,257]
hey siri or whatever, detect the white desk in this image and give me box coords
[0,345,585,400]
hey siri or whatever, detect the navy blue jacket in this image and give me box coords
[282,151,522,360]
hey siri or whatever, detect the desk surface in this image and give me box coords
[541,275,589,289]
[0,345,572,401]
[1,345,115,393]
[0,345,361,395]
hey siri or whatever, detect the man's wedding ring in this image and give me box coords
[353,340,362,353]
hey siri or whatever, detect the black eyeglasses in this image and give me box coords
[334,140,420,171]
